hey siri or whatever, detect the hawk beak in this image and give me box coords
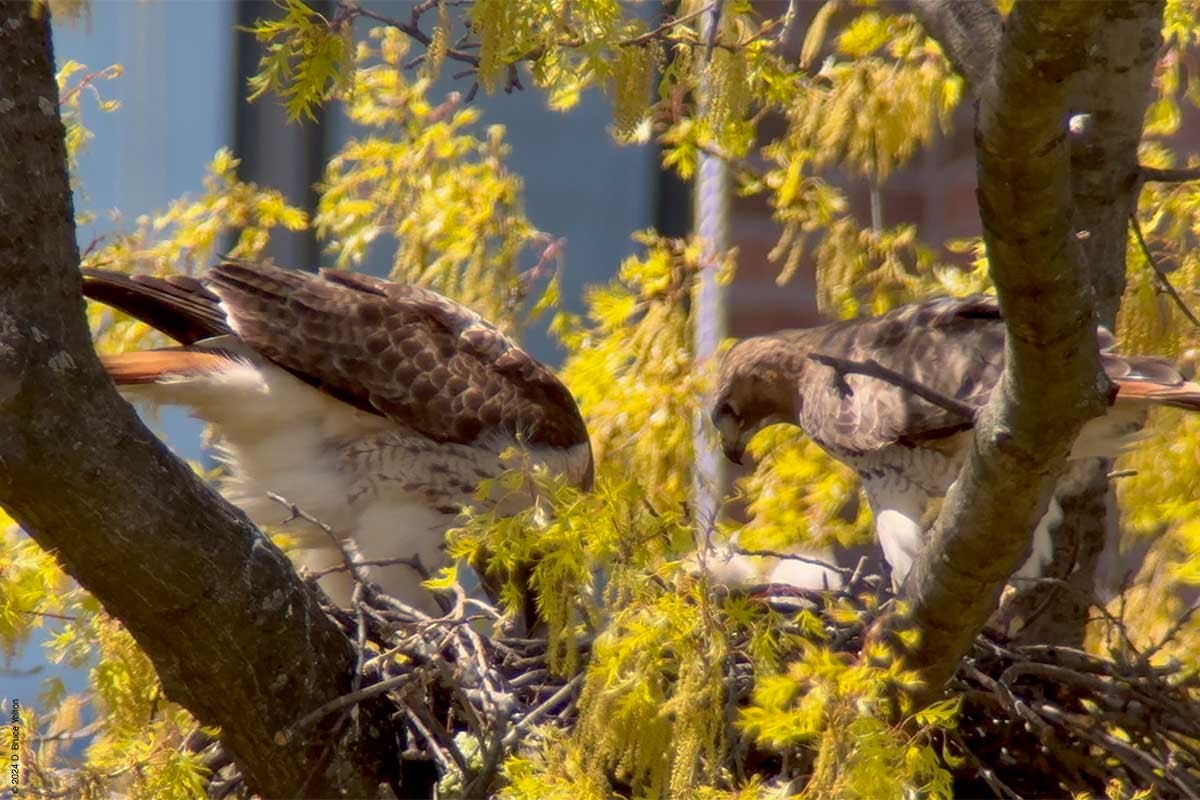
[722,442,744,466]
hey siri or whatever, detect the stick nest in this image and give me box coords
[197,575,1200,800]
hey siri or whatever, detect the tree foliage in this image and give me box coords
[5,1,1200,798]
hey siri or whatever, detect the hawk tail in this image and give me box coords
[81,268,231,345]
[1114,377,1200,411]
[98,349,234,385]
[1105,352,1200,411]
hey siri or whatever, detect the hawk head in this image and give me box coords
[710,336,800,465]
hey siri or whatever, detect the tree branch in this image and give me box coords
[912,0,1161,321]
[908,0,1002,94]
[915,1,1163,323]
[806,352,976,421]
[1067,1,1165,327]
[1140,164,1200,184]
[884,0,1111,703]
[0,8,398,797]
[1130,212,1200,331]
[1000,1,1165,647]
[347,5,481,68]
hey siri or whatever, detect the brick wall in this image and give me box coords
[725,2,1200,338]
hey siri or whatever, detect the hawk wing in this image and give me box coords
[737,294,1200,589]
[791,294,1200,456]
[793,295,1004,455]
[83,261,591,456]
[84,261,593,613]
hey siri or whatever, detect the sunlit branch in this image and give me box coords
[806,352,976,420]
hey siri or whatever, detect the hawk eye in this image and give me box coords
[716,401,738,421]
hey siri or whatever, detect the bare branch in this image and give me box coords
[1035,701,1200,798]
[307,555,431,581]
[501,674,583,748]
[268,491,364,583]
[1141,164,1200,184]
[1130,214,1200,331]
[281,673,416,745]
[621,3,715,48]
[731,546,852,579]
[1139,601,1200,666]
[806,352,976,421]
[346,5,480,68]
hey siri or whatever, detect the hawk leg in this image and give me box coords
[862,476,928,590]
[865,476,1057,592]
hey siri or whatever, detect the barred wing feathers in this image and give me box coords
[783,295,1199,456]
[82,261,594,611]
[789,296,1004,455]
[83,262,591,455]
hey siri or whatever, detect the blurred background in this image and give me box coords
[59,1,667,361]
[79,1,1200,348]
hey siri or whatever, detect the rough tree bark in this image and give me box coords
[891,0,1165,666]
[908,0,1001,92]
[884,0,1118,700]
[911,0,1164,650]
[1069,1,1164,328]
[0,8,399,797]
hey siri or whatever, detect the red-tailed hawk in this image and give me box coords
[711,295,1200,587]
[83,261,593,612]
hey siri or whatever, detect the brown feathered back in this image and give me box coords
[82,262,591,454]
[720,295,1200,457]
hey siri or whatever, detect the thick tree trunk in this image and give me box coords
[885,0,1113,701]
[0,7,398,796]
[888,0,1164,694]
[1026,0,1163,647]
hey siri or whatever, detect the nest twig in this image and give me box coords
[192,570,1200,800]
[951,635,1200,799]
[197,576,586,799]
